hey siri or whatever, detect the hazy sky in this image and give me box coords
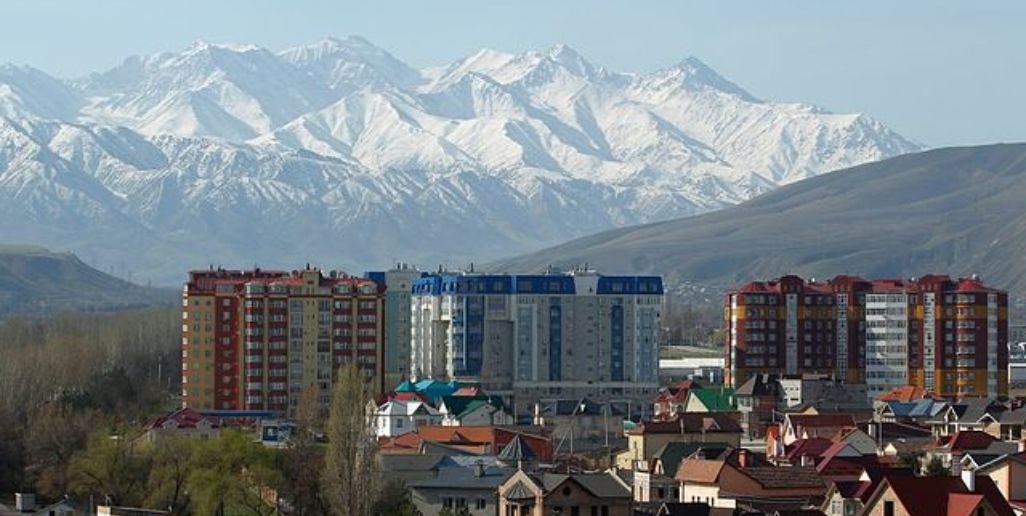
[3,1,1023,147]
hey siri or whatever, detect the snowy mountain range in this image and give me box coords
[0,36,922,284]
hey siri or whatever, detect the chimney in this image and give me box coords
[951,453,962,478]
[738,449,749,469]
[961,469,976,491]
[15,493,35,513]
[800,455,814,468]
[474,461,485,478]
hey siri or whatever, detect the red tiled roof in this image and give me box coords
[876,385,935,402]
[946,493,985,516]
[785,438,834,461]
[148,407,221,430]
[878,475,1014,516]
[944,430,999,451]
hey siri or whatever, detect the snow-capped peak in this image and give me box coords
[0,36,923,283]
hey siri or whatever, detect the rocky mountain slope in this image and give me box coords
[0,37,920,283]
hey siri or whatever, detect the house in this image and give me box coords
[930,399,1008,437]
[859,473,1015,516]
[820,467,914,516]
[633,443,732,504]
[683,389,736,414]
[735,374,783,439]
[374,399,441,437]
[927,430,1018,470]
[778,376,868,411]
[439,395,514,426]
[675,450,827,512]
[850,422,933,458]
[498,470,633,516]
[780,414,856,446]
[997,407,1026,441]
[413,425,554,461]
[409,463,515,516]
[969,452,1026,513]
[874,398,948,425]
[143,407,221,444]
[654,380,704,418]
[0,495,77,516]
[395,379,464,405]
[616,413,743,470]
[875,385,935,404]
[535,397,623,447]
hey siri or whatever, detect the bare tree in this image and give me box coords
[321,366,380,516]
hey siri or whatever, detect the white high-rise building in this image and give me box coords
[410,270,663,414]
[865,292,910,396]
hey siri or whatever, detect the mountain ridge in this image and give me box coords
[0,37,921,284]
[489,142,1026,293]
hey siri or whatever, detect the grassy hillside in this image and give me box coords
[0,245,176,315]
[492,143,1026,293]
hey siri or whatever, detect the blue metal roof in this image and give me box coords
[411,273,663,296]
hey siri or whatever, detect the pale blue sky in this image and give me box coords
[3,0,1023,146]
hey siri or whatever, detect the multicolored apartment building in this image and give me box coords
[181,267,385,416]
[725,274,1008,399]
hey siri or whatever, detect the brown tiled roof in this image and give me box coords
[675,459,725,483]
[740,466,826,489]
[787,414,856,429]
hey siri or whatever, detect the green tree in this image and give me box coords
[322,366,380,516]
[372,479,417,516]
[69,430,150,506]
[144,437,196,513]
[187,430,283,516]
[24,404,100,499]
[924,456,950,477]
[280,386,329,515]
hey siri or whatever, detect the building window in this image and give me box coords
[884,500,895,516]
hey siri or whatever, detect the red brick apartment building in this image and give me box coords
[725,274,1007,399]
[181,267,385,416]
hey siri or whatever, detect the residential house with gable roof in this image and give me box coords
[632,443,733,504]
[735,374,783,439]
[927,430,1018,471]
[143,407,222,444]
[498,470,633,516]
[616,414,743,470]
[780,414,856,446]
[373,398,441,437]
[820,466,915,516]
[859,473,1015,516]
[683,389,736,414]
[654,380,704,418]
[439,394,514,426]
[967,451,1026,514]
[675,449,827,512]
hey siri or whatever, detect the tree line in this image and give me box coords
[0,309,416,515]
